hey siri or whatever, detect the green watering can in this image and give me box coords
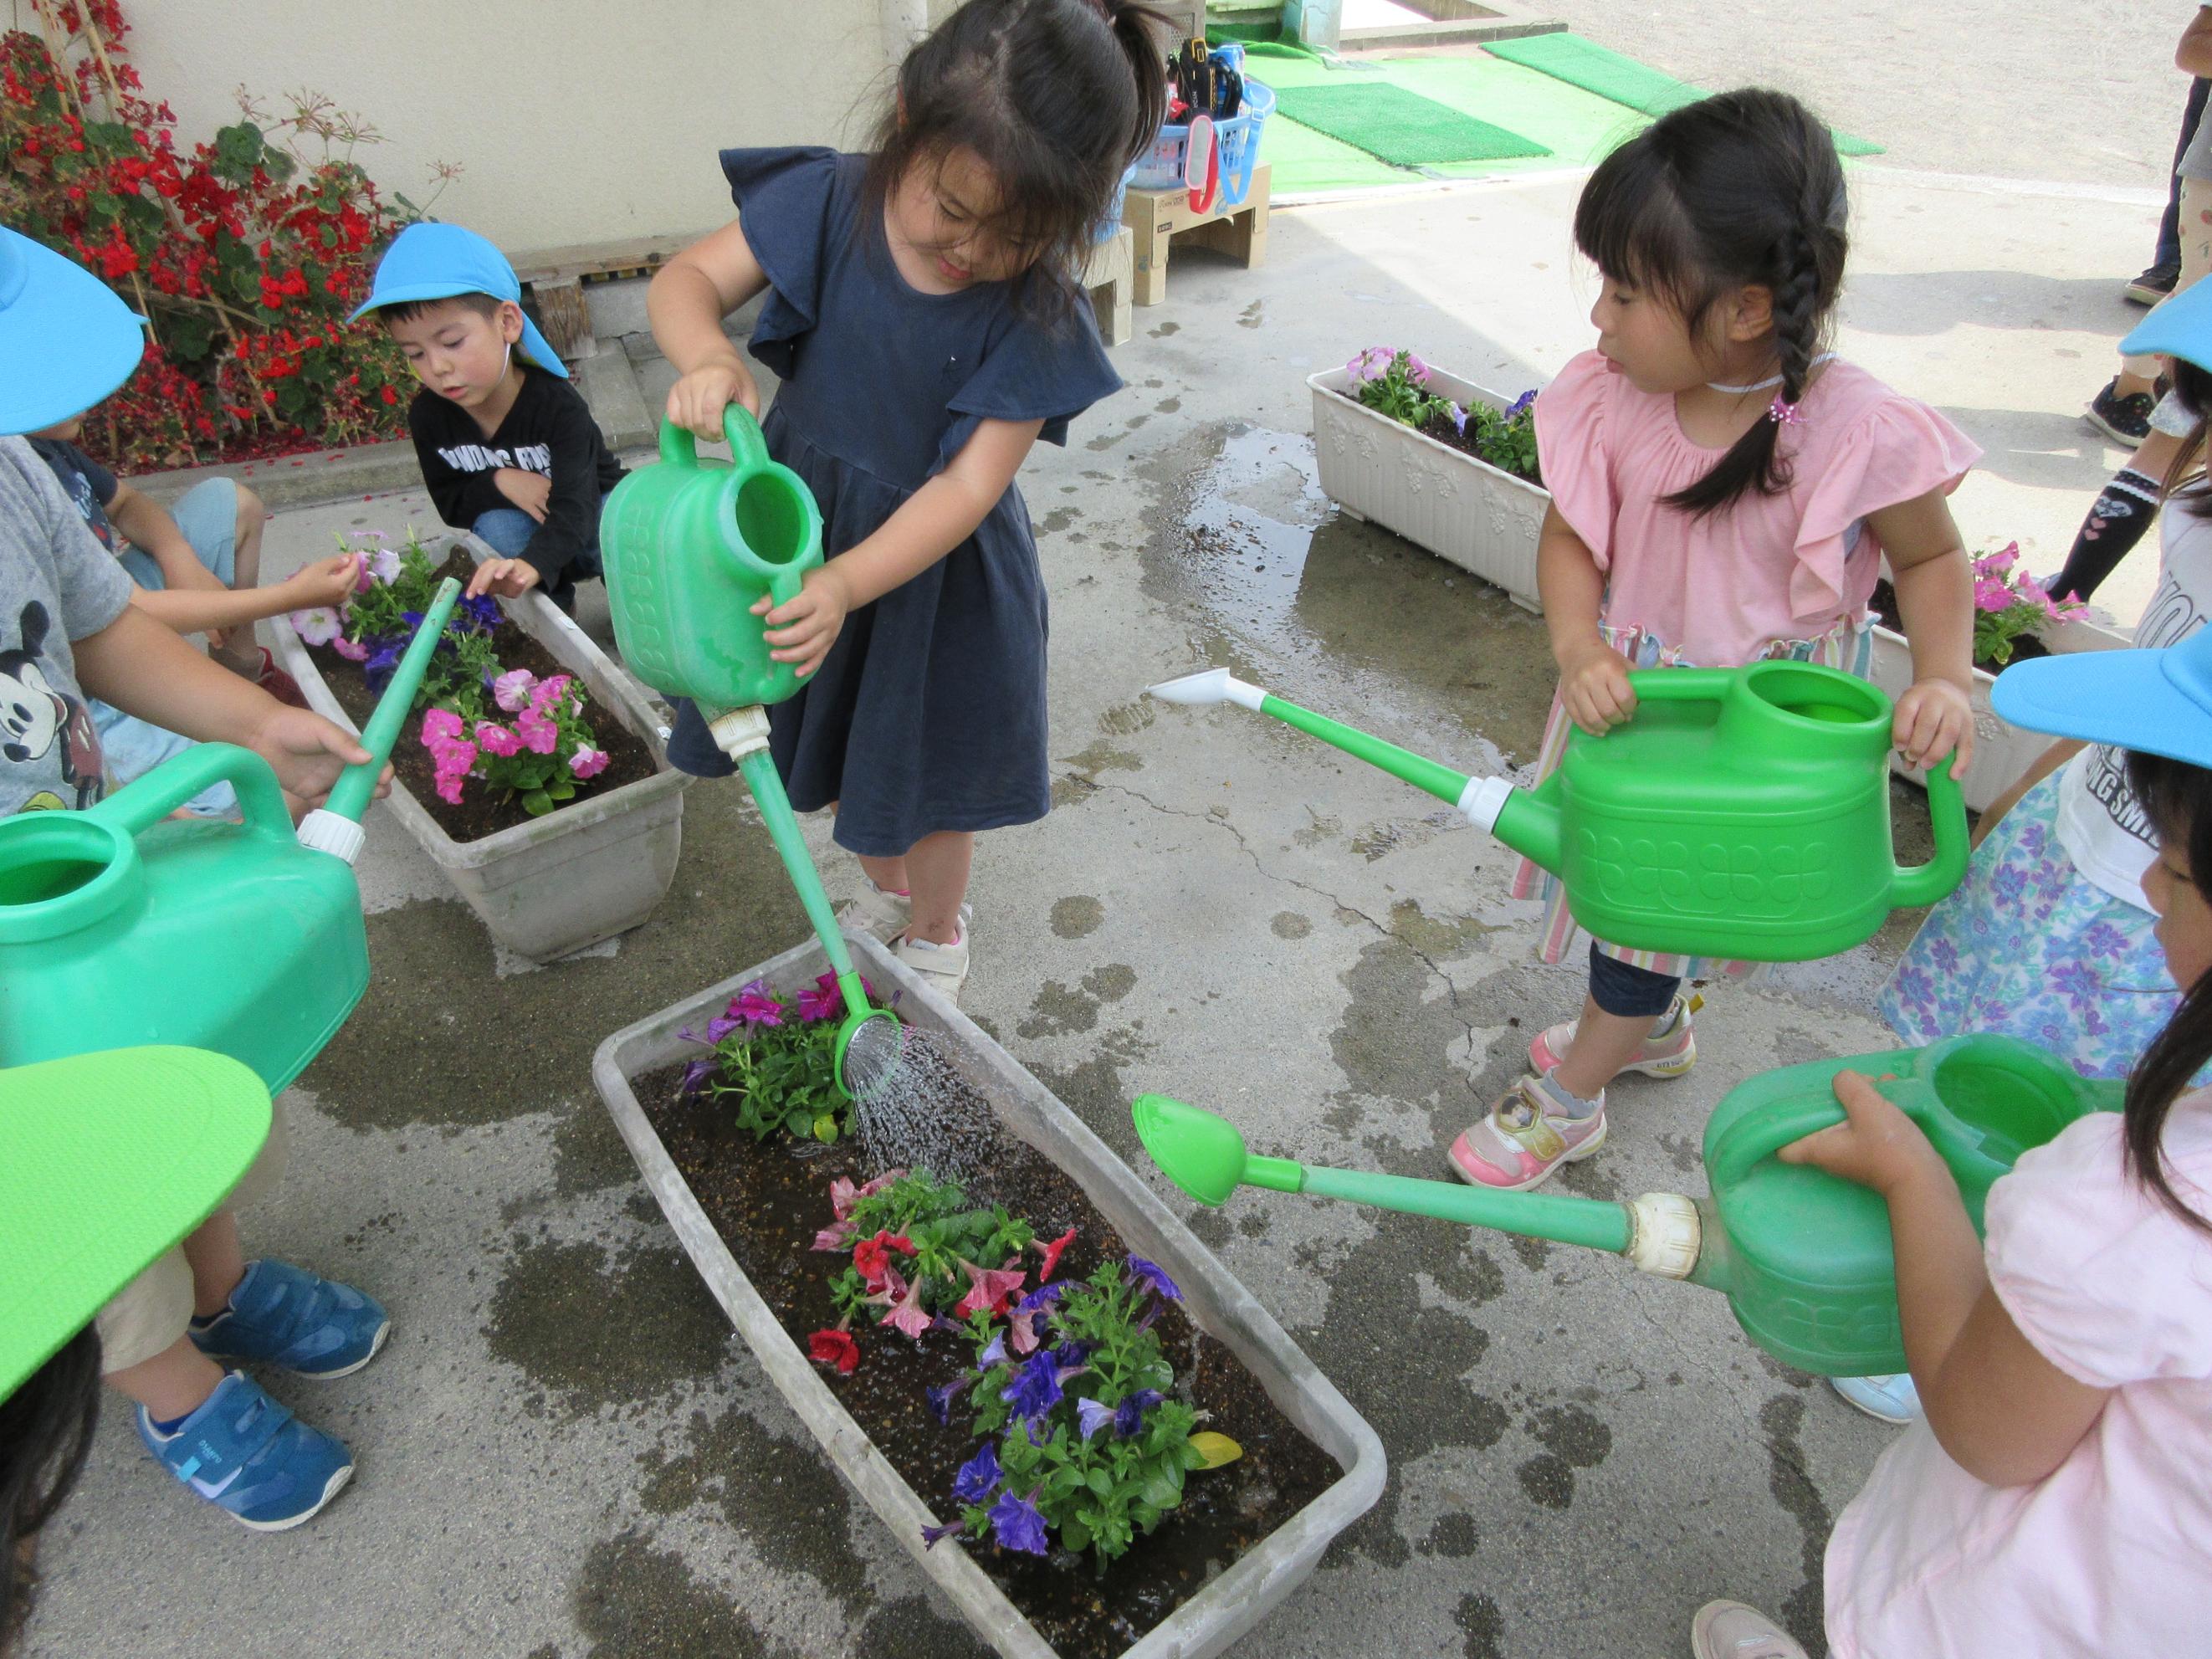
[1133,1035,2120,1376]
[0,581,460,1093]
[601,411,901,1098]
[1147,660,1969,962]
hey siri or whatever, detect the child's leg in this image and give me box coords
[182,1210,248,1318]
[208,484,268,677]
[1550,947,1684,1100]
[900,831,972,945]
[105,1335,227,1424]
[99,1248,223,1421]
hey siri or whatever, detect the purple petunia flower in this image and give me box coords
[703,1012,743,1043]
[1076,1398,1116,1440]
[1000,1351,1064,1421]
[922,1520,965,1549]
[987,1486,1051,1556]
[1126,1254,1182,1302]
[1115,1389,1164,1439]
[1507,388,1539,418]
[951,1441,1002,1505]
[731,981,784,1027]
[1050,1340,1092,1372]
[975,1331,1008,1370]
[1448,401,1468,437]
[679,1057,714,1096]
[928,1376,970,1426]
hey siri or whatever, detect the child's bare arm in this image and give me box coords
[650,219,770,436]
[1538,504,1633,735]
[105,479,227,594]
[757,417,1045,680]
[1784,1073,2110,1487]
[1874,489,1977,773]
[129,553,361,635]
[72,603,378,809]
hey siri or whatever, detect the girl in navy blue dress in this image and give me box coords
[652,0,1169,1003]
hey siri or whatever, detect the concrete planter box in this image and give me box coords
[592,930,1386,1659]
[1308,365,1547,613]
[1866,616,2129,812]
[272,535,690,960]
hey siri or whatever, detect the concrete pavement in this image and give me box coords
[19,46,2185,1659]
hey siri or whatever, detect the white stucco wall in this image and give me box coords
[118,1,900,257]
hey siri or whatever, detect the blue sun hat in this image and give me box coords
[0,227,146,437]
[350,223,568,379]
[2117,274,2212,370]
[1994,624,2212,771]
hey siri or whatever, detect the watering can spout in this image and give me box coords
[297,576,463,866]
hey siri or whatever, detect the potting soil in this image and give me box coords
[638,1062,1342,1659]
[308,549,660,841]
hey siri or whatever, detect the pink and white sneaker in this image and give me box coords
[1528,994,1699,1078]
[1447,1074,1608,1191]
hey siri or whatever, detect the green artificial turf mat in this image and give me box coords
[1484,33,1883,156]
[1272,83,1551,166]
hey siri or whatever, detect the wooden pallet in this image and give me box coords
[1122,162,1270,308]
[512,234,693,361]
[1084,226,1134,347]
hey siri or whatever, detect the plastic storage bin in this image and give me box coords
[1134,49,1274,211]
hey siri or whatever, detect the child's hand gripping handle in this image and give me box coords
[300,577,462,862]
[654,405,771,474]
[1704,1073,1942,1193]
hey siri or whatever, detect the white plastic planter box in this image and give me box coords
[1308,365,1548,613]
[592,929,1386,1659]
[1866,616,2129,813]
[273,535,690,960]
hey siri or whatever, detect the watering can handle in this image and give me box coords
[1891,755,1970,907]
[91,743,294,844]
[654,406,771,474]
[1704,1073,1941,1191]
[1621,667,1738,709]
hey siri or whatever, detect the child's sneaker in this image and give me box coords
[190,1259,390,1380]
[1830,1372,1923,1425]
[1528,994,1698,1078]
[894,926,970,1006]
[842,881,970,945]
[1689,1601,1807,1659]
[1448,1073,1606,1190]
[2087,377,2156,447]
[136,1371,353,1531]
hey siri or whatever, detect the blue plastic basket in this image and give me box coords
[1133,61,1273,211]
[1093,164,1137,243]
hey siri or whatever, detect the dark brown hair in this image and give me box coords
[1573,88,1847,517]
[2,1331,100,1647]
[2121,747,2212,1237]
[864,0,1171,320]
[2160,356,2212,521]
[373,291,504,327]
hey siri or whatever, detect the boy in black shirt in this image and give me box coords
[351,223,623,612]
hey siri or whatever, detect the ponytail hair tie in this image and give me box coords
[1768,395,1805,427]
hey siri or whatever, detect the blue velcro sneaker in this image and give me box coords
[136,1371,353,1530]
[191,1259,392,1379]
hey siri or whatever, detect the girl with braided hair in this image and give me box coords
[1450,89,1982,1195]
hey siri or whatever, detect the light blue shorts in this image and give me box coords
[95,476,243,817]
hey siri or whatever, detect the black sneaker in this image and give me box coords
[2087,377,2156,446]
[2127,261,2179,306]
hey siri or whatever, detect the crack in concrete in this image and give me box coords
[1085,776,1485,1057]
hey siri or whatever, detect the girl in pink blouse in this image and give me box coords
[1693,629,2212,1659]
[1452,89,1981,1193]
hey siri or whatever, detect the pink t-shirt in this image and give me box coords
[1824,1094,2212,1657]
[1534,351,1982,665]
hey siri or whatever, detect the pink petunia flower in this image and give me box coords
[493,668,538,713]
[516,709,559,755]
[475,721,523,757]
[569,744,609,780]
[366,545,403,585]
[531,673,575,711]
[953,1260,1027,1323]
[290,607,341,645]
[422,707,465,745]
[332,633,370,662]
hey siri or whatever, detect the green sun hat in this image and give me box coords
[0,1047,270,1398]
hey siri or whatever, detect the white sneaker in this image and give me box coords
[1831,1373,1922,1425]
[1689,1601,1808,1659]
[894,927,970,1005]
[842,882,971,945]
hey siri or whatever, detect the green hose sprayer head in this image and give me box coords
[1145,662,1969,962]
[297,576,463,866]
